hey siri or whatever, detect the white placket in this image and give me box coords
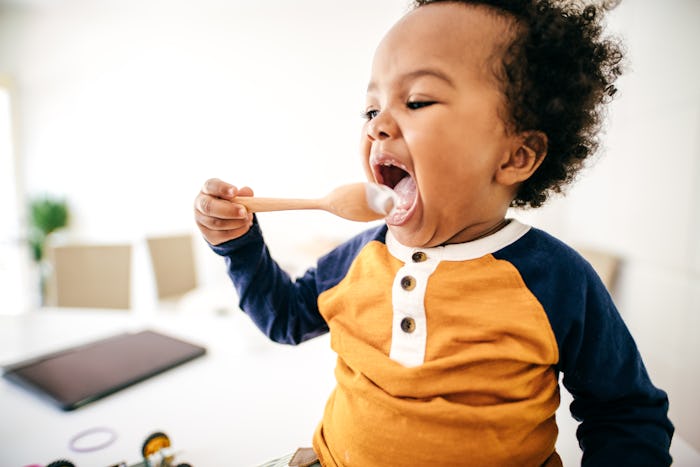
[388,250,440,367]
[384,220,531,367]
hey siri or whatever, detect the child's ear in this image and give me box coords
[496,131,548,186]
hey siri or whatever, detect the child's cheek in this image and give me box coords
[362,163,374,183]
[359,134,374,179]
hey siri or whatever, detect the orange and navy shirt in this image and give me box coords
[212,219,673,466]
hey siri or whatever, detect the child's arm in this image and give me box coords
[498,233,673,465]
[194,178,327,343]
[209,216,329,344]
[555,268,674,465]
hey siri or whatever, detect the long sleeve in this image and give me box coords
[495,228,674,466]
[557,272,673,466]
[209,218,329,345]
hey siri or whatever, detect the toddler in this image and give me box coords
[194,1,673,465]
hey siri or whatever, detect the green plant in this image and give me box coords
[28,195,69,262]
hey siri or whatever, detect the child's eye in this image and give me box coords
[362,109,380,121]
[406,100,436,110]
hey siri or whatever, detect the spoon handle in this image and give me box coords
[232,196,321,213]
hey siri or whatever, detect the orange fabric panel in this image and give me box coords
[320,241,402,359]
[315,243,560,466]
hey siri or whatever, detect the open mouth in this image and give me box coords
[372,157,418,225]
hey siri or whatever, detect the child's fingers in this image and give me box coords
[236,186,255,197]
[195,193,248,220]
[201,178,237,200]
[194,206,252,230]
[194,178,256,244]
[196,220,253,246]
[194,205,254,245]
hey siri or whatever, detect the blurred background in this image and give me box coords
[0,0,698,457]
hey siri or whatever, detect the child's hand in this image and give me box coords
[194,178,254,245]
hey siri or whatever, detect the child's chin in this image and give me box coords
[387,224,430,249]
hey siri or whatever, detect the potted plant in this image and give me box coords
[28,195,69,304]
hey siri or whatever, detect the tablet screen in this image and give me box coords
[2,329,206,411]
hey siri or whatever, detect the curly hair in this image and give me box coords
[412,0,625,207]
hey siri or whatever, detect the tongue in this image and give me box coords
[393,176,416,211]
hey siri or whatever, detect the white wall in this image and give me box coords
[0,0,411,240]
[1,0,698,450]
[0,0,412,303]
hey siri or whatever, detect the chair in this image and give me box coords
[46,243,132,309]
[146,234,198,301]
[575,246,622,294]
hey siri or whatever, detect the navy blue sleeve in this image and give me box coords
[495,229,673,466]
[209,217,328,345]
[209,218,387,346]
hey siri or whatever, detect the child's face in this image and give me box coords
[361,3,520,247]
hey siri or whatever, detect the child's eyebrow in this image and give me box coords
[367,68,456,93]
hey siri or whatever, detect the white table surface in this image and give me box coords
[1,307,698,467]
[0,308,336,467]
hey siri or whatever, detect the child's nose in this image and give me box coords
[366,111,399,141]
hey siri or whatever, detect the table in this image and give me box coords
[2,308,699,466]
[0,308,336,467]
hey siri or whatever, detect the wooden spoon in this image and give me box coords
[233,182,396,222]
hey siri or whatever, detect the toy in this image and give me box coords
[44,431,192,467]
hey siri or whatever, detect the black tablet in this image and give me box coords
[2,329,207,411]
